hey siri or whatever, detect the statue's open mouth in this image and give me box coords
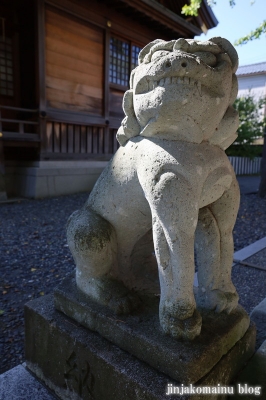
[135,75,202,96]
[150,76,202,96]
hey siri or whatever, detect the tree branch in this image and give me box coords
[234,20,266,45]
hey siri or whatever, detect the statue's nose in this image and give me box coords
[164,55,189,73]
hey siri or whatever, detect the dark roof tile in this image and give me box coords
[236,62,266,76]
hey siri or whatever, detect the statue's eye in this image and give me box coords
[193,51,217,67]
[151,50,171,62]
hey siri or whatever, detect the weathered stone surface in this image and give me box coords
[66,37,241,341]
[25,295,255,400]
[54,274,250,384]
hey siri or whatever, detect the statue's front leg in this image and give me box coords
[147,174,202,340]
[153,217,202,340]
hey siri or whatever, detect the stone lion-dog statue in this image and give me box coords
[67,37,240,341]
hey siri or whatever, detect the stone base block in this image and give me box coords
[25,294,255,400]
[54,274,251,384]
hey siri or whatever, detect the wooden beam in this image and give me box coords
[2,133,40,142]
[40,152,113,161]
[117,0,202,36]
[46,108,106,126]
[198,0,218,30]
[45,0,197,41]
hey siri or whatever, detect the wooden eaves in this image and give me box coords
[109,0,201,37]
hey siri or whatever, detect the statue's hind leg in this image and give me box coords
[67,207,140,314]
[196,179,240,313]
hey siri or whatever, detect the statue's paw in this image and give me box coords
[160,308,202,341]
[197,289,239,314]
[81,277,141,315]
[222,291,239,314]
[108,291,141,315]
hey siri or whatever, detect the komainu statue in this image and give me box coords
[67,37,240,341]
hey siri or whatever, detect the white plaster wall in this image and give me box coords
[237,73,266,124]
[237,74,266,101]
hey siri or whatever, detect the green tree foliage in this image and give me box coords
[181,0,202,17]
[234,20,266,45]
[182,0,235,17]
[181,1,265,45]
[226,95,266,159]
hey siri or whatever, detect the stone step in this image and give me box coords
[0,364,57,400]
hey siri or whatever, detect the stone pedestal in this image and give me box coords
[25,284,256,400]
[54,275,251,385]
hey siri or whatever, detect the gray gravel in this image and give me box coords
[0,192,266,374]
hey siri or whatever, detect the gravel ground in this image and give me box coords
[1,192,266,374]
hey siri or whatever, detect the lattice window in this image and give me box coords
[131,44,141,71]
[109,37,141,87]
[0,36,14,97]
[109,37,129,86]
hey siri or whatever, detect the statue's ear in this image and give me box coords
[209,106,239,150]
[209,37,239,73]
[116,90,140,146]
[138,39,175,64]
[138,39,163,64]
[229,74,238,105]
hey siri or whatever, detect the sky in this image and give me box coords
[194,0,266,66]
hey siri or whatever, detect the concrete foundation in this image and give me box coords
[25,294,256,400]
[5,161,108,198]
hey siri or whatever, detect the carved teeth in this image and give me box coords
[145,76,202,92]
[196,81,202,97]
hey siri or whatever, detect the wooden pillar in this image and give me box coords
[36,0,47,158]
[104,26,110,154]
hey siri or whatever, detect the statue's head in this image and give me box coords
[117,37,239,147]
